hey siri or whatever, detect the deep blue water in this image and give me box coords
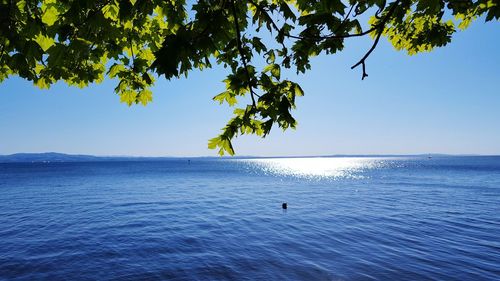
[0,156,499,280]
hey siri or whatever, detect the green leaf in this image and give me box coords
[263,64,280,79]
[271,64,281,79]
[294,84,304,97]
[120,90,137,106]
[207,137,219,150]
[108,64,125,78]
[213,91,237,106]
[34,33,55,52]
[16,0,26,12]
[138,89,153,105]
[102,2,119,20]
[41,6,59,26]
[35,78,51,89]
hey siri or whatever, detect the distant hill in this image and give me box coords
[0,152,163,163]
[0,152,107,163]
[0,153,217,163]
[0,152,232,163]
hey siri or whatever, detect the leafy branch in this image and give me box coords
[246,0,403,79]
[247,0,380,41]
[230,0,257,107]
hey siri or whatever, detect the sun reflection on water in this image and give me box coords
[242,157,390,179]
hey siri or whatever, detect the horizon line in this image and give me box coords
[1,151,499,159]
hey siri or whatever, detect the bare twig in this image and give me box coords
[351,0,401,79]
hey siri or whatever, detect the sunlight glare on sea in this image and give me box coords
[241,157,391,179]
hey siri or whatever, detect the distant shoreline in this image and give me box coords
[0,152,498,163]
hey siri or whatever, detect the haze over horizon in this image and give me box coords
[1,22,499,157]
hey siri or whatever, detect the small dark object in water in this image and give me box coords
[282,203,287,209]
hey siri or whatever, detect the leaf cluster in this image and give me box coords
[0,0,497,154]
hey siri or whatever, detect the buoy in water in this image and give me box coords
[282,202,287,209]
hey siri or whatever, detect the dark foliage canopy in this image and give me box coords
[1,0,498,154]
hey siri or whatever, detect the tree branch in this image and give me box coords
[0,45,5,63]
[332,4,356,35]
[247,0,381,41]
[230,0,257,108]
[351,0,401,80]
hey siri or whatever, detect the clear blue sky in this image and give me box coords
[1,21,499,157]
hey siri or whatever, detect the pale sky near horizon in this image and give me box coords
[1,21,499,157]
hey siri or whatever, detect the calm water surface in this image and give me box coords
[0,156,499,280]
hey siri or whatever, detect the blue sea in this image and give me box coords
[0,156,499,280]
